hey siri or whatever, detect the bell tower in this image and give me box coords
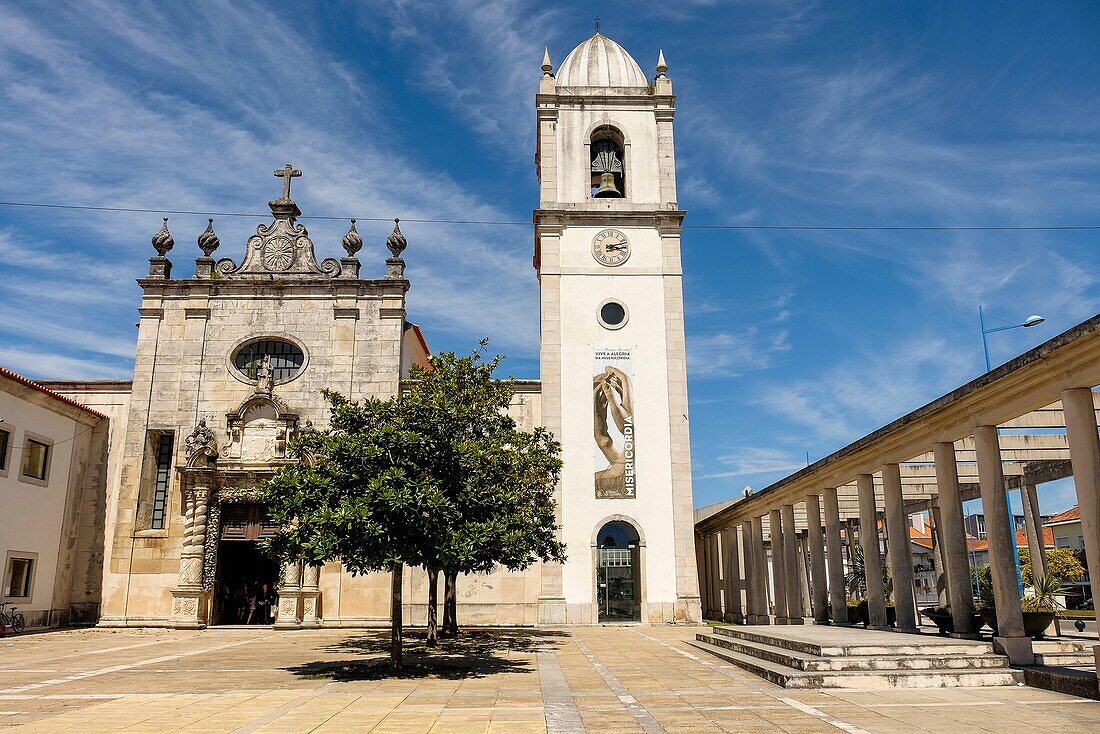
[534,34,701,624]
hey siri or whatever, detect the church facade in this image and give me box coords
[50,33,701,628]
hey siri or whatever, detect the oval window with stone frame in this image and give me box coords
[232,338,305,383]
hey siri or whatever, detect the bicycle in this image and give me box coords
[0,602,25,634]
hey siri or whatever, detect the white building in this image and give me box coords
[0,366,109,629]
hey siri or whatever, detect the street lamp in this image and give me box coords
[977,307,1044,598]
[979,307,1045,372]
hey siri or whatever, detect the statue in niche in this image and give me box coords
[255,354,274,395]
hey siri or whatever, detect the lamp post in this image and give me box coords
[979,307,1045,372]
[978,307,1044,598]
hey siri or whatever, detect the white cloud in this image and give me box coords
[687,326,790,379]
[700,446,805,480]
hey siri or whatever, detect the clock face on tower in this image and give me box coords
[591,229,631,267]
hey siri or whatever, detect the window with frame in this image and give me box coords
[233,339,304,382]
[0,427,9,471]
[21,438,49,481]
[5,557,33,598]
[151,433,174,530]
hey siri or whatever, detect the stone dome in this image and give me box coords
[557,33,648,88]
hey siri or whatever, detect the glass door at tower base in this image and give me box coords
[598,546,640,622]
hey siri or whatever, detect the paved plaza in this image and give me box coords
[1,627,1099,733]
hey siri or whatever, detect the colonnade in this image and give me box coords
[697,386,1100,666]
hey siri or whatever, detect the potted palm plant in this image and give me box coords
[979,574,1066,639]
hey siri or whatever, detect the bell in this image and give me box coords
[594,172,621,198]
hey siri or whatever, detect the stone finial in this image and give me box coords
[197,218,220,257]
[541,47,554,76]
[386,218,407,258]
[385,218,407,279]
[152,217,174,256]
[656,49,668,77]
[342,219,363,256]
[147,217,174,278]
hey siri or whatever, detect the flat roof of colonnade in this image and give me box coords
[696,313,1100,535]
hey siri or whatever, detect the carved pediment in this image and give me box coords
[221,392,299,463]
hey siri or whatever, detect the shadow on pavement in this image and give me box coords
[283,627,569,680]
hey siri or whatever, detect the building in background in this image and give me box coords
[0,367,109,629]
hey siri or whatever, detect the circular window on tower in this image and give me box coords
[597,299,628,330]
[230,337,307,385]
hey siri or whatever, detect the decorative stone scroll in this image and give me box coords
[213,166,342,279]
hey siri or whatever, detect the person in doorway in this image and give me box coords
[257,583,272,624]
[245,584,258,624]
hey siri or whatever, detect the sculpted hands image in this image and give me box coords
[594,366,634,496]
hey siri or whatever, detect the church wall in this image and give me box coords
[98,277,409,626]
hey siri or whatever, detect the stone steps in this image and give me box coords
[692,626,1024,690]
[700,630,1011,672]
[1032,640,1097,666]
[690,638,1022,689]
[709,624,992,657]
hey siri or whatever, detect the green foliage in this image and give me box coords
[971,564,994,607]
[1021,574,1071,613]
[263,340,565,661]
[1018,547,1086,586]
[844,545,890,599]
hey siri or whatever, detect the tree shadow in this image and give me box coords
[283,627,569,681]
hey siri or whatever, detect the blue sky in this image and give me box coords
[1,2,1098,514]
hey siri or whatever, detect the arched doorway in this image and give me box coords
[595,520,641,622]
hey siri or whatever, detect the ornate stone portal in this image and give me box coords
[171,381,318,629]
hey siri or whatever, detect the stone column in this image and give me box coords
[275,560,303,629]
[883,464,917,631]
[975,425,1033,663]
[768,509,788,623]
[721,527,743,623]
[695,534,707,618]
[1021,484,1047,580]
[781,504,803,623]
[857,473,889,629]
[752,517,770,625]
[172,483,210,629]
[805,494,829,623]
[797,533,813,618]
[300,564,321,628]
[933,441,977,634]
[929,506,949,606]
[1062,388,1100,641]
[741,520,757,623]
[707,533,721,616]
[823,487,848,625]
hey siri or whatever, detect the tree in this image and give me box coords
[265,342,565,666]
[265,390,453,669]
[400,342,566,641]
[1018,547,1086,586]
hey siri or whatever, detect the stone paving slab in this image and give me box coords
[1,626,1100,732]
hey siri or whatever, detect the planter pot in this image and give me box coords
[979,609,1057,639]
[920,607,984,635]
[852,600,895,627]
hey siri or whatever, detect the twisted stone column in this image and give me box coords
[173,481,211,628]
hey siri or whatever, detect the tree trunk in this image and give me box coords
[442,569,458,637]
[390,562,403,669]
[426,566,440,647]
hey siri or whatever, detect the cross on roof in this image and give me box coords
[273,164,302,200]
[594,17,600,34]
